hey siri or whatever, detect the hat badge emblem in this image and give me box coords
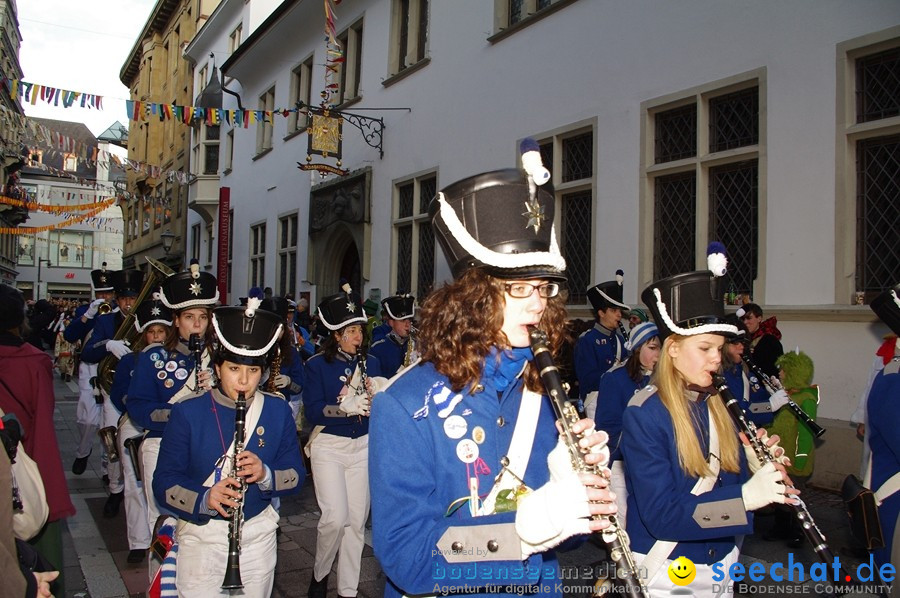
[150,306,161,316]
[189,281,202,296]
[346,299,356,313]
[100,275,107,284]
[522,198,545,234]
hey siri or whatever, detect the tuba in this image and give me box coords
[96,257,174,394]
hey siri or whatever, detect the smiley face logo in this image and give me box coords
[667,556,696,586]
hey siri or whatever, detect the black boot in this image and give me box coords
[72,451,90,475]
[307,573,328,598]
[103,491,124,517]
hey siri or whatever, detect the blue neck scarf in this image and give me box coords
[482,347,534,393]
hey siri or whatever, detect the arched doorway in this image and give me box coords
[339,240,361,294]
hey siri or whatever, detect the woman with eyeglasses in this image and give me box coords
[370,162,614,598]
[127,261,218,553]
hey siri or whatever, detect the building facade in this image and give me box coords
[184,0,899,486]
[15,118,125,300]
[0,0,26,287]
[119,0,223,275]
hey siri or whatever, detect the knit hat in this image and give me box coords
[0,285,25,331]
[624,322,659,352]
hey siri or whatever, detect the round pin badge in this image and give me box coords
[174,368,188,381]
[456,439,479,464]
[157,371,167,380]
[256,426,264,436]
[165,361,178,372]
[472,426,486,445]
[443,415,468,439]
[164,378,174,388]
[154,360,164,369]
[150,352,159,361]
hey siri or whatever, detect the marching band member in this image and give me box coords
[370,158,614,597]
[259,295,305,402]
[594,320,660,528]
[64,263,115,477]
[303,288,383,598]
[153,302,304,596]
[80,268,143,518]
[128,261,218,540]
[866,283,900,582]
[576,271,630,417]
[108,294,173,564]
[621,248,797,597]
[368,294,416,378]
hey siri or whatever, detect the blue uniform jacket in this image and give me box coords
[370,361,567,597]
[63,304,96,343]
[574,324,627,400]
[595,365,649,462]
[867,358,900,570]
[279,346,305,394]
[79,311,124,364]
[369,334,407,378]
[303,352,382,438]
[109,351,137,414]
[622,389,753,564]
[153,388,304,524]
[127,342,201,438]
[722,362,774,427]
[371,322,390,344]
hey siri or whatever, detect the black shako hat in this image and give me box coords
[91,262,114,292]
[260,297,290,321]
[317,286,367,332]
[212,304,283,366]
[381,294,415,321]
[870,283,900,336]
[429,141,565,282]
[159,259,219,311]
[111,269,144,297]
[587,269,629,312]
[133,293,173,333]
[640,243,739,341]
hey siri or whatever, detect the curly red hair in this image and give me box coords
[417,268,569,393]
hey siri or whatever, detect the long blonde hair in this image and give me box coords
[651,334,740,477]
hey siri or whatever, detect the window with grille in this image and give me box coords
[288,57,314,135]
[393,173,436,300]
[249,223,266,288]
[278,214,299,297]
[229,24,242,56]
[856,135,900,296]
[499,0,569,30]
[645,79,761,296]
[856,47,900,123]
[391,0,429,75]
[336,21,364,105]
[256,87,275,154]
[536,129,594,304]
[191,223,201,262]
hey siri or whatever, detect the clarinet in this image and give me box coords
[711,375,849,579]
[222,391,247,590]
[528,327,648,598]
[742,352,825,438]
[618,321,630,343]
[188,333,204,391]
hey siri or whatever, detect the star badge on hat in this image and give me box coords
[189,281,202,296]
[346,298,356,313]
[522,197,545,233]
[100,274,107,285]
[151,306,161,316]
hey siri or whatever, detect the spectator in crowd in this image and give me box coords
[736,303,784,378]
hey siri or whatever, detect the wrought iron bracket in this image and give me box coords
[338,110,385,159]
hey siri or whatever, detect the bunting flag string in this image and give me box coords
[321,0,344,108]
[8,79,104,110]
[0,204,108,234]
[18,235,124,254]
[0,194,116,213]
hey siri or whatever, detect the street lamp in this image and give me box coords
[161,229,175,255]
[36,258,51,300]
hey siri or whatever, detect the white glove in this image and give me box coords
[742,430,789,474]
[741,462,787,511]
[105,339,131,359]
[338,388,370,417]
[273,374,291,389]
[84,298,105,319]
[546,430,610,483]
[769,389,790,412]
[516,471,592,556]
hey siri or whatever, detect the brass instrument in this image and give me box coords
[266,347,285,398]
[97,257,175,393]
[123,435,144,481]
[97,426,120,463]
[528,327,648,598]
[98,301,113,315]
[222,391,247,590]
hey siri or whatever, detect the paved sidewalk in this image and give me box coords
[50,370,889,598]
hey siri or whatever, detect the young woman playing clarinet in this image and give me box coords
[153,300,304,596]
[621,246,797,597]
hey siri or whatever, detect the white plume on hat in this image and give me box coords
[707,241,728,277]
[520,138,550,186]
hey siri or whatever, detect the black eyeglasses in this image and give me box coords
[504,282,560,299]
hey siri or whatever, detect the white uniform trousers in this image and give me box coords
[175,504,280,598]
[101,396,124,494]
[142,436,164,582]
[310,433,370,596]
[609,460,629,531]
[117,415,151,550]
[636,545,739,598]
[75,362,101,458]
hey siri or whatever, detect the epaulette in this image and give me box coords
[885,359,900,376]
[627,384,657,408]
